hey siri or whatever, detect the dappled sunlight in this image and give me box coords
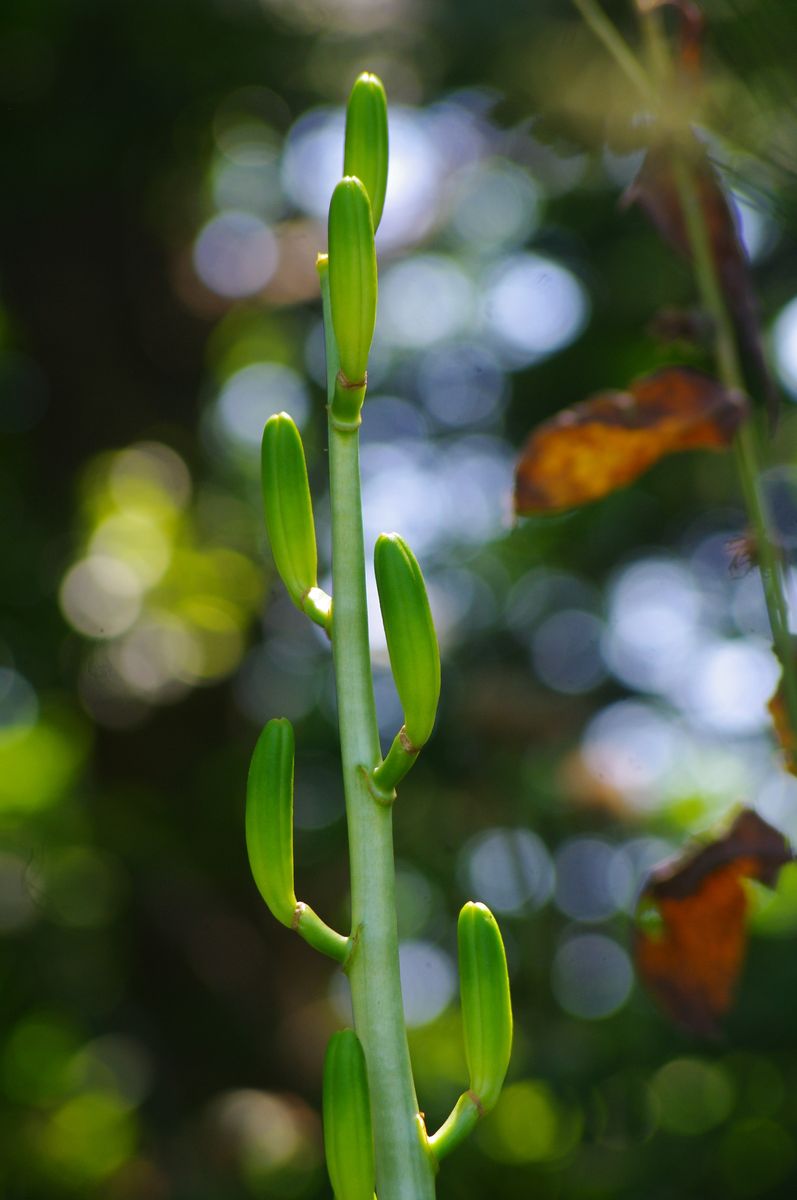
[59,442,263,725]
[459,827,555,916]
[552,932,633,1020]
[8,1,797,1195]
[481,252,589,366]
[193,211,279,298]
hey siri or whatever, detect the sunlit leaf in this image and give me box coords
[634,809,792,1036]
[515,366,747,514]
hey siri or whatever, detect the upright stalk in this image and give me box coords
[251,75,512,1197]
[574,0,797,739]
[320,259,436,1199]
[639,6,797,737]
[572,0,653,99]
[677,167,797,734]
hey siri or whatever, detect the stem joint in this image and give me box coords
[360,763,397,807]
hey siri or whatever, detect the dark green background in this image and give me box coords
[4,0,797,1196]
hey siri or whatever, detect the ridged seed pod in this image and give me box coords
[323,1029,375,1200]
[344,73,389,231]
[261,413,318,611]
[328,177,377,386]
[457,902,512,1112]
[374,532,440,749]
[246,718,296,928]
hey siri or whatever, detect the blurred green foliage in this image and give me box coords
[4,0,797,1197]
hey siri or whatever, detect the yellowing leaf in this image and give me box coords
[515,366,747,514]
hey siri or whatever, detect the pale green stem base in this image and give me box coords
[428,1092,481,1163]
[294,902,348,962]
[372,727,419,794]
[328,422,436,1200]
[301,585,332,632]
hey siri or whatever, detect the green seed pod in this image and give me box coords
[323,1030,375,1200]
[374,533,440,749]
[344,73,389,231]
[261,413,318,611]
[457,902,512,1113]
[246,718,297,928]
[328,177,377,387]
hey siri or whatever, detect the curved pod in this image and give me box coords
[261,413,318,611]
[323,1029,376,1200]
[344,73,389,231]
[246,718,297,927]
[328,176,378,388]
[457,901,513,1112]
[374,532,440,749]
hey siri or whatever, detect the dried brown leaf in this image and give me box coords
[635,809,792,1035]
[515,366,747,515]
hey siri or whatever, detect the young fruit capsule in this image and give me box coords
[246,718,297,928]
[457,902,512,1112]
[261,413,318,612]
[374,533,440,750]
[323,1029,375,1200]
[328,176,377,390]
[344,73,389,231]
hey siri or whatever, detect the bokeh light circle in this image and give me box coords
[481,253,589,366]
[398,940,456,1027]
[552,933,633,1019]
[462,827,555,915]
[193,211,278,298]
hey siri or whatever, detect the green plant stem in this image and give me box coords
[372,729,418,793]
[300,585,332,632]
[294,902,349,962]
[319,258,436,1199]
[578,0,797,741]
[428,1092,481,1163]
[332,375,367,430]
[571,0,653,101]
[671,152,797,732]
[637,1,671,96]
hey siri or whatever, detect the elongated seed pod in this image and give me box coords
[457,901,512,1112]
[374,532,440,749]
[261,413,318,611]
[328,177,377,387]
[344,73,389,231]
[323,1030,375,1200]
[246,718,296,927]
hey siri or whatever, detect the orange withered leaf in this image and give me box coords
[514,366,747,515]
[634,809,792,1036]
[624,135,780,428]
